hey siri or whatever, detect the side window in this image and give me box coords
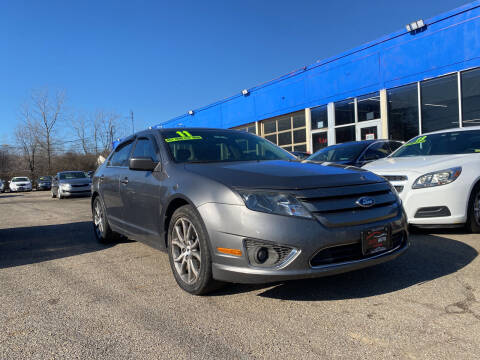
[109,141,134,167]
[362,142,391,161]
[388,141,403,152]
[132,138,159,162]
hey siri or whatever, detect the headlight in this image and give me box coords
[412,167,462,189]
[60,183,71,190]
[237,191,312,218]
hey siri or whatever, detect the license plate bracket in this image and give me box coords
[361,226,392,256]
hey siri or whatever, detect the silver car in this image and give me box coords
[91,128,408,295]
[51,171,92,199]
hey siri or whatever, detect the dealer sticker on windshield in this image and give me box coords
[165,131,202,143]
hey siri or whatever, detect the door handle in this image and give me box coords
[120,177,129,185]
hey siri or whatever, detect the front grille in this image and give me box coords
[296,182,399,228]
[71,184,90,188]
[414,206,451,218]
[382,175,408,182]
[310,232,405,267]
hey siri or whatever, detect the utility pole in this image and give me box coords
[130,110,135,133]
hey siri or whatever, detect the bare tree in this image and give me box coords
[31,89,66,173]
[14,111,40,179]
[72,114,91,155]
[91,110,125,154]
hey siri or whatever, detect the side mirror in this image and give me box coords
[129,157,158,171]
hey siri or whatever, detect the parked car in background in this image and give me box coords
[91,128,408,295]
[0,179,5,193]
[364,127,480,232]
[306,140,403,167]
[290,151,311,160]
[9,177,32,192]
[51,171,92,199]
[36,176,52,191]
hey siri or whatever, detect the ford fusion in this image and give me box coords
[91,128,408,294]
[364,127,480,232]
[9,177,32,192]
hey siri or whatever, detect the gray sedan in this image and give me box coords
[91,128,408,294]
[52,171,92,199]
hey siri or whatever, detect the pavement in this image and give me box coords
[0,191,479,359]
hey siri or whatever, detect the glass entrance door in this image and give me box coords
[357,120,381,140]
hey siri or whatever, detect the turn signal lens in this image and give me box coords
[217,247,242,256]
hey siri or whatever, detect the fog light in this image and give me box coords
[256,247,269,263]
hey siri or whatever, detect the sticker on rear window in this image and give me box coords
[165,131,202,143]
[405,135,427,146]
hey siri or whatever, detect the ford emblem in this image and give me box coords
[356,196,375,208]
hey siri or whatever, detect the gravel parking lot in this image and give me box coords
[1,191,479,359]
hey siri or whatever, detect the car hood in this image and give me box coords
[59,178,91,185]
[184,160,383,190]
[363,154,474,175]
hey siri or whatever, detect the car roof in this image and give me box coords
[422,125,480,136]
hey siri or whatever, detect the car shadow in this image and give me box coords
[0,194,22,198]
[214,233,478,300]
[0,221,133,269]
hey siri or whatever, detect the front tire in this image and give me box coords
[167,205,218,295]
[466,184,480,233]
[51,190,56,198]
[92,196,118,243]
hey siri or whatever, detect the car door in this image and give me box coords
[100,140,135,229]
[120,135,163,243]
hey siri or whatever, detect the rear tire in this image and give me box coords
[92,196,119,243]
[167,205,220,295]
[466,184,480,233]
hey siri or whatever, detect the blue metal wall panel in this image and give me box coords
[154,1,480,130]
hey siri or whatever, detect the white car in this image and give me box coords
[364,127,480,232]
[9,177,33,192]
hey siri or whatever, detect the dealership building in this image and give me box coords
[155,1,480,154]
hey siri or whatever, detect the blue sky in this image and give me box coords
[0,0,470,145]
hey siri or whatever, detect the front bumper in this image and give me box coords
[37,183,51,190]
[390,179,469,225]
[197,203,408,284]
[60,186,91,197]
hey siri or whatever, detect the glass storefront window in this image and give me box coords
[421,74,459,133]
[387,83,419,141]
[335,125,356,143]
[260,110,307,151]
[312,132,328,152]
[311,105,328,130]
[357,92,380,121]
[462,68,480,127]
[335,99,355,126]
[233,124,256,134]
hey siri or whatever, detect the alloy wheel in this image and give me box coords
[170,217,201,284]
[93,200,105,238]
[474,192,480,226]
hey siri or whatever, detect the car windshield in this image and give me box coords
[392,130,480,157]
[162,130,295,163]
[12,177,29,182]
[307,142,367,162]
[39,176,51,181]
[59,172,87,180]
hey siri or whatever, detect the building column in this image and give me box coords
[305,108,312,153]
[380,89,388,139]
[327,102,335,145]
